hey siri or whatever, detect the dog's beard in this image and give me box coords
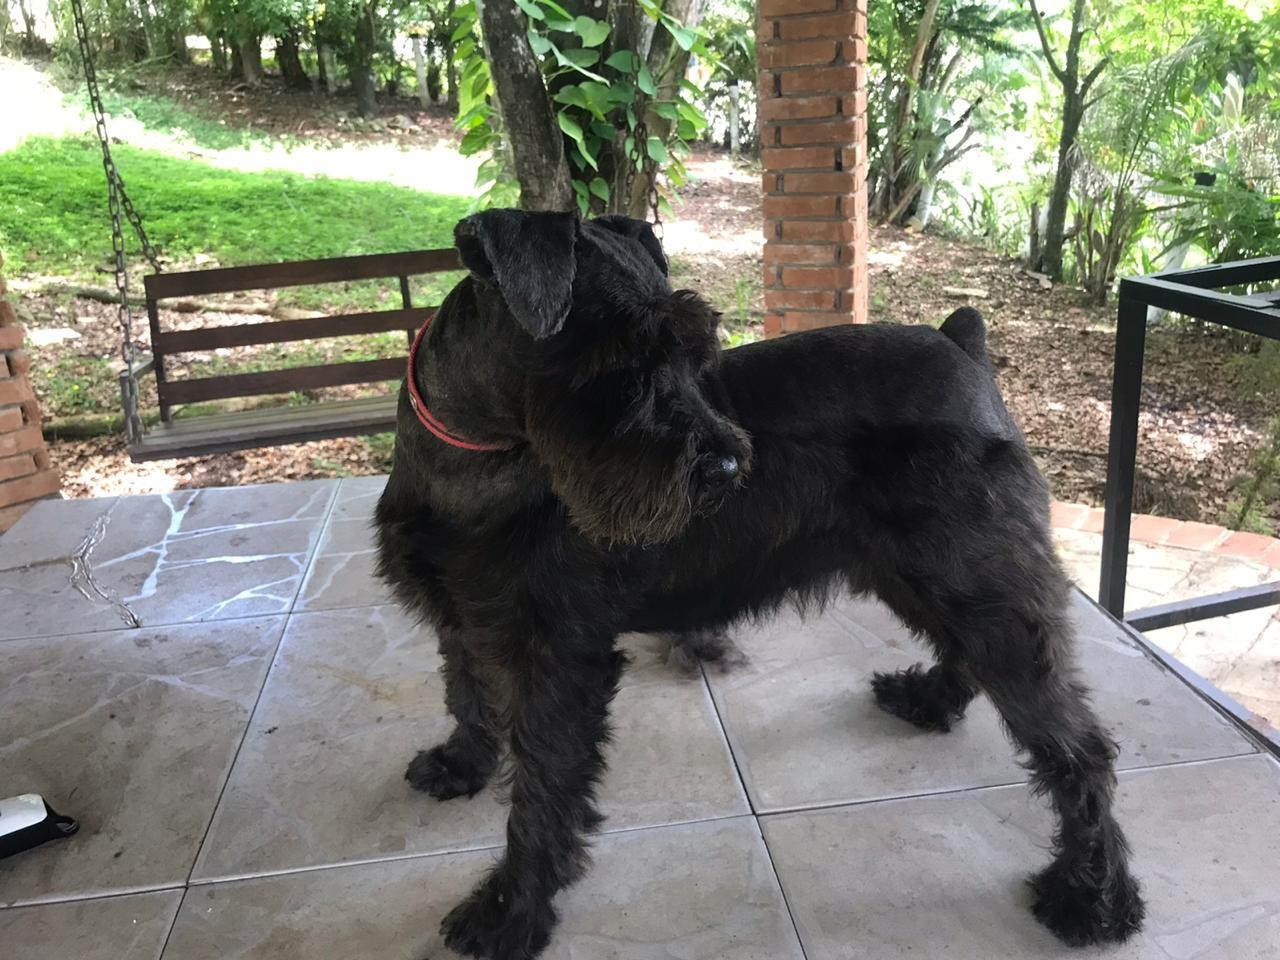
[535,433,699,547]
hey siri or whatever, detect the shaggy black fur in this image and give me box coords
[374,209,1144,959]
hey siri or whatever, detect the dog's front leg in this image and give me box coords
[441,634,625,960]
[407,625,503,800]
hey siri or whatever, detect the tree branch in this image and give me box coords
[1027,0,1067,84]
[1081,56,1109,96]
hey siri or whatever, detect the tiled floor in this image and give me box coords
[3,477,1279,959]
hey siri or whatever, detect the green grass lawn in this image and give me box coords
[0,136,470,281]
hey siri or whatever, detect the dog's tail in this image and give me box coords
[939,307,989,367]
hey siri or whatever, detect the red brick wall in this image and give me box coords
[758,0,869,336]
[0,254,59,532]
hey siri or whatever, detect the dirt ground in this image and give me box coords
[8,63,1275,530]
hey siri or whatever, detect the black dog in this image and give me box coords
[374,210,1144,959]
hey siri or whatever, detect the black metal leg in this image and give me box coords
[1100,290,1148,617]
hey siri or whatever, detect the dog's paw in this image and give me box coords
[871,665,964,733]
[405,743,491,800]
[1029,858,1145,946]
[667,629,748,676]
[441,875,555,960]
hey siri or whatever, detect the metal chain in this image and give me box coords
[69,0,162,385]
[627,117,664,236]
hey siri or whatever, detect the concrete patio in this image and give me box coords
[2,476,1279,959]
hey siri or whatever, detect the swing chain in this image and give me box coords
[70,0,161,443]
[69,0,162,366]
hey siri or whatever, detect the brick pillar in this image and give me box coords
[758,0,869,337]
[0,254,59,532]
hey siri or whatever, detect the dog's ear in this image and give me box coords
[454,210,580,339]
[592,214,668,276]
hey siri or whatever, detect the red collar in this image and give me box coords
[407,316,514,452]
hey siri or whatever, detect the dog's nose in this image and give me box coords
[701,455,739,488]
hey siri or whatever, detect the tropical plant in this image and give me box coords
[452,0,713,215]
[868,0,1030,227]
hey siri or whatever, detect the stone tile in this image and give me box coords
[168,818,803,960]
[0,890,181,960]
[0,617,285,906]
[296,475,390,611]
[1215,612,1280,726]
[707,591,1254,813]
[762,754,1280,960]
[0,481,337,640]
[193,606,745,880]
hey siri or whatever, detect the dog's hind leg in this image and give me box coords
[665,626,747,675]
[406,626,502,800]
[970,608,1144,947]
[870,655,976,732]
[441,636,625,960]
[873,546,1143,946]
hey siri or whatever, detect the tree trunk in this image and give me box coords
[477,0,574,211]
[276,31,310,89]
[412,35,431,106]
[444,0,459,110]
[346,5,378,117]
[1038,94,1084,280]
[623,0,705,217]
[318,43,339,95]
[728,81,740,154]
[168,28,189,64]
[207,34,226,73]
[235,36,264,86]
[15,0,35,38]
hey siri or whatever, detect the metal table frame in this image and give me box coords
[1100,255,1280,632]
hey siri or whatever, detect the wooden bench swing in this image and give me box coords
[123,249,460,462]
[69,0,456,463]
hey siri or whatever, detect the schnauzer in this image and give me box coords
[374,209,1144,959]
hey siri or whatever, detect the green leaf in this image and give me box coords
[658,195,674,218]
[578,81,613,118]
[514,0,545,20]
[623,134,635,160]
[539,0,573,19]
[455,39,476,61]
[652,102,679,121]
[459,125,492,156]
[572,15,611,48]
[561,47,601,69]
[528,31,553,56]
[604,82,635,105]
[645,136,668,164]
[626,106,637,129]
[549,42,606,80]
[677,118,697,140]
[637,64,657,96]
[575,138,599,170]
[676,102,701,123]
[666,23,697,51]
[558,112,585,143]
[553,84,588,109]
[589,177,610,201]
[604,50,636,72]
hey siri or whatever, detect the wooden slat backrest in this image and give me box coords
[143,249,461,419]
[143,248,462,299]
[153,307,431,354]
[161,359,407,406]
